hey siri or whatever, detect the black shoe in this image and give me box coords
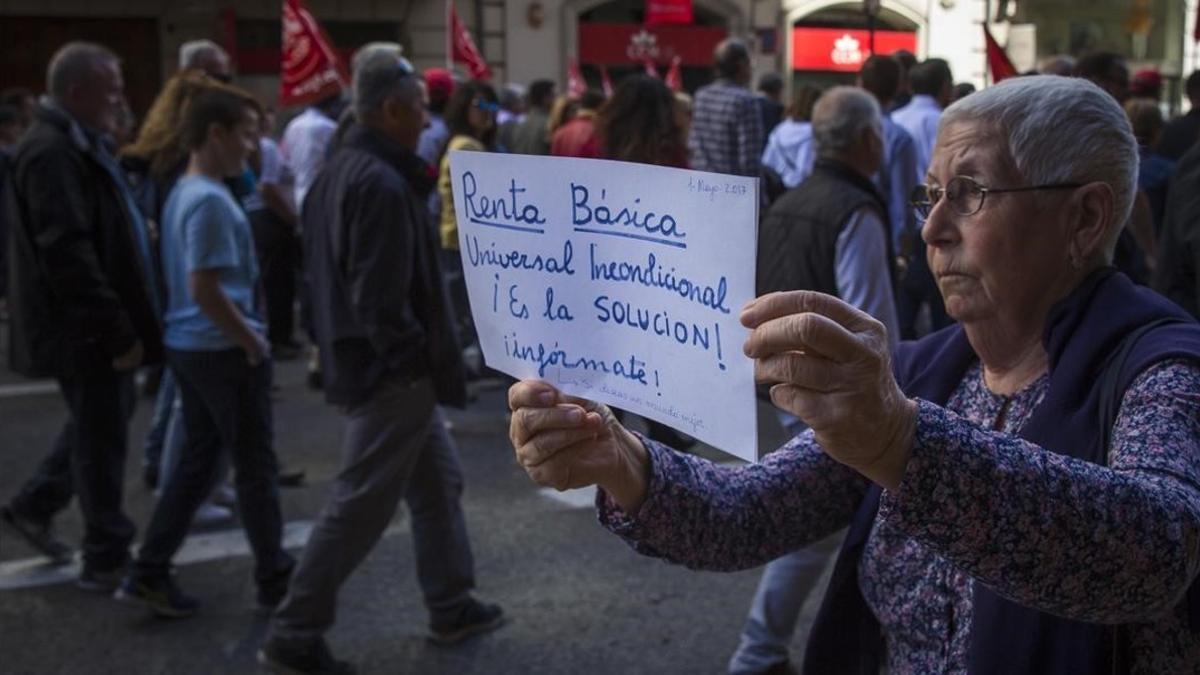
[114,575,200,618]
[271,342,303,361]
[142,463,159,491]
[278,466,306,488]
[257,636,355,675]
[305,369,323,390]
[78,564,124,593]
[256,562,295,616]
[761,661,799,675]
[428,599,505,646]
[0,505,72,564]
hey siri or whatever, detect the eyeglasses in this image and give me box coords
[474,100,500,114]
[910,175,1084,220]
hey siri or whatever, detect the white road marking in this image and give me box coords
[0,381,59,399]
[537,486,598,509]
[0,519,409,591]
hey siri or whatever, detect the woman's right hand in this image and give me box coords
[508,379,651,514]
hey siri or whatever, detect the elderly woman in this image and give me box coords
[507,75,1200,672]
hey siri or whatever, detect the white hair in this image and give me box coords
[811,86,881,157]
[47,42,118,99]
[939,75,1137,249]
[352,50,420,121]
[352,42,404,77]
[178,39,226,71]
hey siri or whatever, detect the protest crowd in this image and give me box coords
[5,10,1200,675]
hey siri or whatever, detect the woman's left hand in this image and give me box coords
[741,291,918,490]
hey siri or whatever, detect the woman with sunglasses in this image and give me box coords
[508,75,1200,672]
[437,81,499,355]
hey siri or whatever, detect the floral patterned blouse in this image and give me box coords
[597,359,1200,673]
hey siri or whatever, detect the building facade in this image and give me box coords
[1,0,1198,115]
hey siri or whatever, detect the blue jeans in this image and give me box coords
[728,533,844,673]
[133,348,291,584]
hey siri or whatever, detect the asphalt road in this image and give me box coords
[0,355,825,675]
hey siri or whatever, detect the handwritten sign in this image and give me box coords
[450,151,758,461]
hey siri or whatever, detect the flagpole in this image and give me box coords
[983,0,990,86]
[446,0,453,71]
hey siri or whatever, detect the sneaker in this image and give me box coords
[191,501,234,529]
[210,484,237,508]
[278,466,306,488]
[114,575,200,618]
[0,505,72,564]
[428,599,505,646]
[257,636,355,675]
[77,565,124,593]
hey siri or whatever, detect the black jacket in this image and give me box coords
[1153,142,1200,317]
[6,103,161,377]
[757,158,893,298]
[302,124,466,408]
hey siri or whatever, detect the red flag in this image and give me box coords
[665,55,683,92]
[600,66,614,98]
[449,4,492,80]
[644,59,659,78]
[1194,0,1200,41]
[279,0,347,107]
[646,0,693,26]
[567,58,586,97]
[983,24,1018,83]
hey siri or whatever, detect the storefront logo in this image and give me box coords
[627,29,662,62]
[792,26,917,72]
[831,34,863,66]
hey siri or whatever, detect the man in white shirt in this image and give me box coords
[281,95,342,211]
[859,55,921,256]
[891,59,952,177]
[890,58,953,338]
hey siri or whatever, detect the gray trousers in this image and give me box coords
[270,377,476,641]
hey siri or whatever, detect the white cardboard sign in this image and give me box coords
[450,151,758,461]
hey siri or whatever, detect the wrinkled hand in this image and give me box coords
[508,380,650,513]
[111,340,144,371]
[741,291,917,489]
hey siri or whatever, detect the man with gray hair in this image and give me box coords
[731,85,898,675]
[2,42,161,589]
[689,38,763,176]
[259,54,502,675]
[178,38,231,81]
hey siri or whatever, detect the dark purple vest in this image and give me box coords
[803,268,1200,674]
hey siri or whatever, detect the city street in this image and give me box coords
[0,352,821,675]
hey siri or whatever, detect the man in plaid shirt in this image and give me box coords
[688,39,764,177]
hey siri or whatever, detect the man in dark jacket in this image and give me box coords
[1153,141,1200,316]
[259,49,503,675]
[2,43,161,590]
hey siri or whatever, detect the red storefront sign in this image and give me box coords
[578,23,727,66]
[792,27,917,72]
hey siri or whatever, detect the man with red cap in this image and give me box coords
[1130,69,1163,101]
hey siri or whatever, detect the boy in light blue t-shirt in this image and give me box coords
[116,85,293,618]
